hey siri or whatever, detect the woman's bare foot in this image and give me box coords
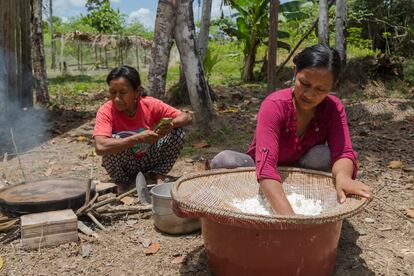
[154,174,166,185]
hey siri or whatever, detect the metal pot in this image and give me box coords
[150,182,200,235]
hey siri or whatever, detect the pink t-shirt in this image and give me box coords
[246,88,357,182]
[94,96,181,157]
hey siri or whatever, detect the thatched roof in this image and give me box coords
[55,31,152,49]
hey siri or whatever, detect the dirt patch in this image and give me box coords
[1,87,413,275]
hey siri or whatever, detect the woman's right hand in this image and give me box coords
[136,130,159,145]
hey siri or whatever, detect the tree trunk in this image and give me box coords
[174,0,215,128]
[318,0,329,45]
[198,0,212,61]
[243,34,257,82]
[135,44,139,71]
[49,0,56,70]
[267,0,279,92]
[59,34,65,72]
[335,0,346,65]
[148,0,176,98]
[31,0,49,104]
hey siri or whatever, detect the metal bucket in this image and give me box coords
[150,182,200,235]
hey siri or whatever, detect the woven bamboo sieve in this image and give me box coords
[171,167,371,229]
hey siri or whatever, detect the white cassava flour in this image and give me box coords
[232,192,323,216]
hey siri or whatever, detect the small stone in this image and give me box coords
[364,218,375,223]
[126,219,137,226]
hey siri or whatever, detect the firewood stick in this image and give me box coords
[85,178,92,205]
[9,128,26,182]
[76,192,98,215]
[77,221,99,238]
[91,188,137,209]
[97,205,152,213]
[87,212,106,231]
[373,196,413,224]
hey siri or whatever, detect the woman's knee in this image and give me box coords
[211,150,255,169]
[298,144,331,171]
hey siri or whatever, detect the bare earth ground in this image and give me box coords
[0,86,413,276]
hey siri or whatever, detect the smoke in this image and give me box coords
[0,47,51,158]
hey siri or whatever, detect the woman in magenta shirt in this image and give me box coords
[211,44,372,215]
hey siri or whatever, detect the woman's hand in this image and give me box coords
[260,179,295,215]
[335,175,373,204]
[137,130,159,144]
[155,123,173,137]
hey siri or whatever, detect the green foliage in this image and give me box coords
[203,48,221,81]
[123,21,153,39]
[348,0,414,57]
[404,60,414,85]
[83,0,123,33]
[347,27,371,49]
[216,0,313,81]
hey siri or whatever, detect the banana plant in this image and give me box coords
[220,0,313,82]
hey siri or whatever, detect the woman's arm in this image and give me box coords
[260,179,295,215]
[156,112,192,136]
[332,158,372,203]
[95,130,159,156]
[172,111,192,128]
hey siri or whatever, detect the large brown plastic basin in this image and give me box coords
[202,218,342,276]
[171,168,370,276]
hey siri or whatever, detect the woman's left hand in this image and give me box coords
[155,123,173,137]
[335,175,373,204]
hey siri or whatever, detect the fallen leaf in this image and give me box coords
[387,160,403,169]
[365,156,380,162]
[82,244,92,258]
[126,219,137,226]
[0,256,3,271]
[405,208,414,218]
[194,160,210,172]
[225,107,239,113]
[138,237,152,248]
[120,196,134,205]
[192,142,210,149]
[171,255,186,264]
[403,165,414,172]
[44,167,53,176]
[77,136,87,142]
[144,242,160,255]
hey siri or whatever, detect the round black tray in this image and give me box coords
[0,178,96,215]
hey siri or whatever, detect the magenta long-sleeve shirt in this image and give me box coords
[246,88,357,182]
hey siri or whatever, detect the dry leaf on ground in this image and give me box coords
[388,160,403,169]
[405,208,414,218]
[77,136,87,142]
[138,237,152,248]
[192,142,210,149]
[171,255,186,264]
[44,167,53,176]
[0,256,3,271]
[403,165,414,172]
[144,243,160,255]
[120,196,134,205]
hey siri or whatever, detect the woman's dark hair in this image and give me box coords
[106,65,147,96]
[293,44,341,82]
